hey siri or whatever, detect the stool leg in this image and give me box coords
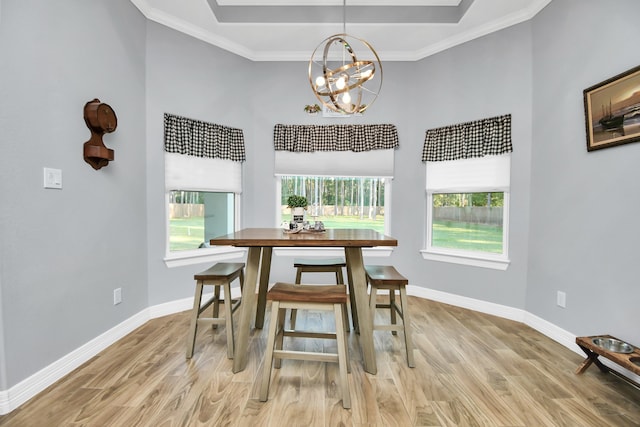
[398,287,415,368]
[260,301,281,402]
[212,285,221,330]
[334,303,351,409]
[345,265,359,333]
[274,306,287,369]
[186,281,204,359]
[369,284,377,322]
[335,268,350,333]
[289,267,303,330]
[389,289,398,336]
[223,282,235,359]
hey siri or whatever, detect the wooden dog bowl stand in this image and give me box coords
[575,335,640,389]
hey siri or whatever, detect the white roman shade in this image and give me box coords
[164,113,245,193]
[273,124,398,177]
[274,149,395,178]
[165,152,242,193]
[425,154,511,192]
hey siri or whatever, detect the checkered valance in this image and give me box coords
[164,113,245,162]
[273,124,399,152]
[421,114,512,162]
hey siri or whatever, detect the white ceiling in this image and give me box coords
[130,0,552,61]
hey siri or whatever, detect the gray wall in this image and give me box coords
[144,23,252,306]
[241,60,416,281]
[406,23,534,309]
[528,0,640,344]
[0,0,637,395]
[0,0,147,387]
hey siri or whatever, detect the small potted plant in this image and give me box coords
[287,195,308,224]
[304,104,321,115]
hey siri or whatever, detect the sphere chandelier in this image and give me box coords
[308,2,382,115]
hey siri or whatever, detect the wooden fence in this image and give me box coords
[170,204,204,219]
[434,206,503,225]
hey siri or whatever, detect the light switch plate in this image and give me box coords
[44,167,62,189]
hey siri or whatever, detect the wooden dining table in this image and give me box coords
[209,227,398,375]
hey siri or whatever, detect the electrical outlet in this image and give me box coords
[113,288,122,305]
[556,291,566,308]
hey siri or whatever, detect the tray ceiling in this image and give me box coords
[131,0,552,61]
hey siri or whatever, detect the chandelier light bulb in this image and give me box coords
[315,76,325,87]
[342,91,351,104]
[336,76,346,90]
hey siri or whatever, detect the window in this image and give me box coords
[429,191,507,252]
[424,155,511,270]
[272,123,398,255]
[169,191,235,251]
[163,114,246,266]
[279,176,389,233]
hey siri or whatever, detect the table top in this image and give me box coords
[210,227,397,248]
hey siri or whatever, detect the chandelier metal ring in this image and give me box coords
[308,33,383,115]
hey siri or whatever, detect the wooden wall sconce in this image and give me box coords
[83,98,117,170]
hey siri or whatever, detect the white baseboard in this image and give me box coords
[1,286,636,414]
[0,287,242,415]
[408,285,640,387]
[0,309,150,415]
[407,285,526,323]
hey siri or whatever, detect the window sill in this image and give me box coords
[274,246,394,258]
[420,249,510,270]
[164,246,247,268]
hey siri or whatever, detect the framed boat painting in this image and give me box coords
[584,64,640,151]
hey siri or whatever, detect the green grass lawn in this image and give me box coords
[432,220,503,253]
[169,214,386,251]
[311,215,384,233]
[170,216,501,253]
[169,217,205,251]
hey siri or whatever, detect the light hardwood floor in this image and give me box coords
[1,296,639,426]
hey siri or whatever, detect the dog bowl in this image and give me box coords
[592,337,633,354]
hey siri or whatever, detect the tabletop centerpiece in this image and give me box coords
[287,195,308,226]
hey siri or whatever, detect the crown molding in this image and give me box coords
[132,0,553,61]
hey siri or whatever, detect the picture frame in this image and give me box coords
[584,64,640,151]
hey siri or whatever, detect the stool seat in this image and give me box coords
[365,265,415,368]
[268,283,348,304]
[186,262,244,360]
[290,257,357,332]
[194,262,245,281]
[293,257,346,269]
[365,265,408,287]
[260,282,351,409]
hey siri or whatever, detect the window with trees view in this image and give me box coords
[424,155,511,268]
[280,176,388,233]
[430,192,505,254]
[168,190,235,252]
[422,115,511,268]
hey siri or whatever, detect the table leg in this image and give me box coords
[344,260,359,333]
[233,246,261,373]
[345,247,377,375]
[255,247,273,329]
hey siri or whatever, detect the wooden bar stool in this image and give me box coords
[365,265,415,368]
[260,282,351,409]
[186,262,244,359]
[290,257,356,331]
